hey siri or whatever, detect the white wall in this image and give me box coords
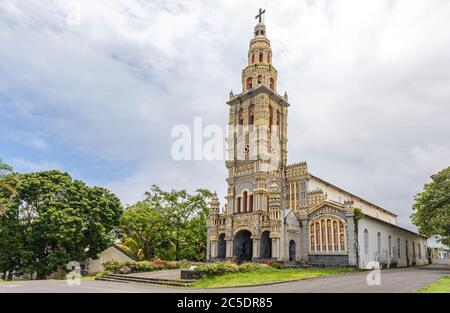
[87,246,135,274]
[358,216,428,269]
[309,177,397,225]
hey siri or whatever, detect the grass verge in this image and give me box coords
[190,267,356,288]
[417,276,450,293]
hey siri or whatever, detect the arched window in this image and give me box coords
[248,104,254,125]
[398,237,401,259]
[266,194,269,211]
[259,52,263,63]
[315,222,320,251]
[327,220,332,251]
[246,77,253,90]
[269,105,273,128]
[257,75,262,84]
[243,191,248,213]
[238,108,243,126]
[249,194,253,212]
[412,242,416,258]
[268,54,271,63]
[405,240,408,260]
[339,222,345,251]
[309,217,346,253]
[236,196,241,214]
[364,229,369,255]
[388,235,392,258]
[377,232,381,257]
[269,77,275,91]
[251,54,255,64]
[418,243,421,259]
[321,220,326,251]
[333,221,338,251]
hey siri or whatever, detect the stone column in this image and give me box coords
[252,237,261,260]
[300,218,309,262]
[345,212,357,266]
[226,239,234,259]
[206,237,211,261]
[210,240,218,259]
[271,238,280,260]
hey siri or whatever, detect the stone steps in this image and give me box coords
[96,273,194,287]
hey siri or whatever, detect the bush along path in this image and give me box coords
[96,260,357,288]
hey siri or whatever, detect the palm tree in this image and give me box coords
[116,237,145,260]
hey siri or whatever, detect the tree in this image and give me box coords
[119,201,168,260]
[0,158,15,216]
[119,186,213,261]
[0,170,123,279]
[412,166,450,246]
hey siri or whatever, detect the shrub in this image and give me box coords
[263,259,273,266]
[103,260,122,273]
[269,261,284,269]
[95,271,110,279]
[193,262,239,276]
[102,259,194,274]
[238,262,269,272]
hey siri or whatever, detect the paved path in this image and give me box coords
[0,265,448,293]
[125,269,182,280]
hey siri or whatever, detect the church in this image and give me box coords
[206,11,428,269]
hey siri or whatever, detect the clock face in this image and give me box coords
[236,139,249,160]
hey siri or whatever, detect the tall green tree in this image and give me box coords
[0,158,15,215]
[412,166,450,246]
[119,186,213,261]
[0,170,123,279]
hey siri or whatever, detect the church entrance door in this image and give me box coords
[233,230,252,262]
[289,240,296,262]
[260,231,272,259]
[218,233,226,260]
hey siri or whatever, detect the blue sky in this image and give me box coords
[1,0,450,230]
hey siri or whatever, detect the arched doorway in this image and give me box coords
[289,240,296,262]
[233,230,252,262]
[260,231,272,259]
[218,233,226,260]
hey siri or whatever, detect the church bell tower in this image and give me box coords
[224,11,290,216]
[207,10,290,262]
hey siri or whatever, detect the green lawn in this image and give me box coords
[190,267,356,288]
[417,276,450,293]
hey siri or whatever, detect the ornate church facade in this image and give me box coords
[206,14,428,269]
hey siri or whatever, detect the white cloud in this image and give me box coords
[11,158,64,173]
[1,0,450,231]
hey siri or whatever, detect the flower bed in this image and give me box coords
[102,259,286,277]
[103,259,198,274]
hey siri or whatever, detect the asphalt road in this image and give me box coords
[0,265,448,293]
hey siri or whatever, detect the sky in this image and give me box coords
[1,0,450,231]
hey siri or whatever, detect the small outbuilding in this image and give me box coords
[84,244,136,275]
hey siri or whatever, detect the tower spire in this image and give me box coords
[243,10,277,93]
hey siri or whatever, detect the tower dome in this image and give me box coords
[242,16,278,93]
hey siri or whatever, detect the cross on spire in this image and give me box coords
[255,8,266,23]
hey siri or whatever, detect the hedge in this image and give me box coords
[103,259,197,274]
